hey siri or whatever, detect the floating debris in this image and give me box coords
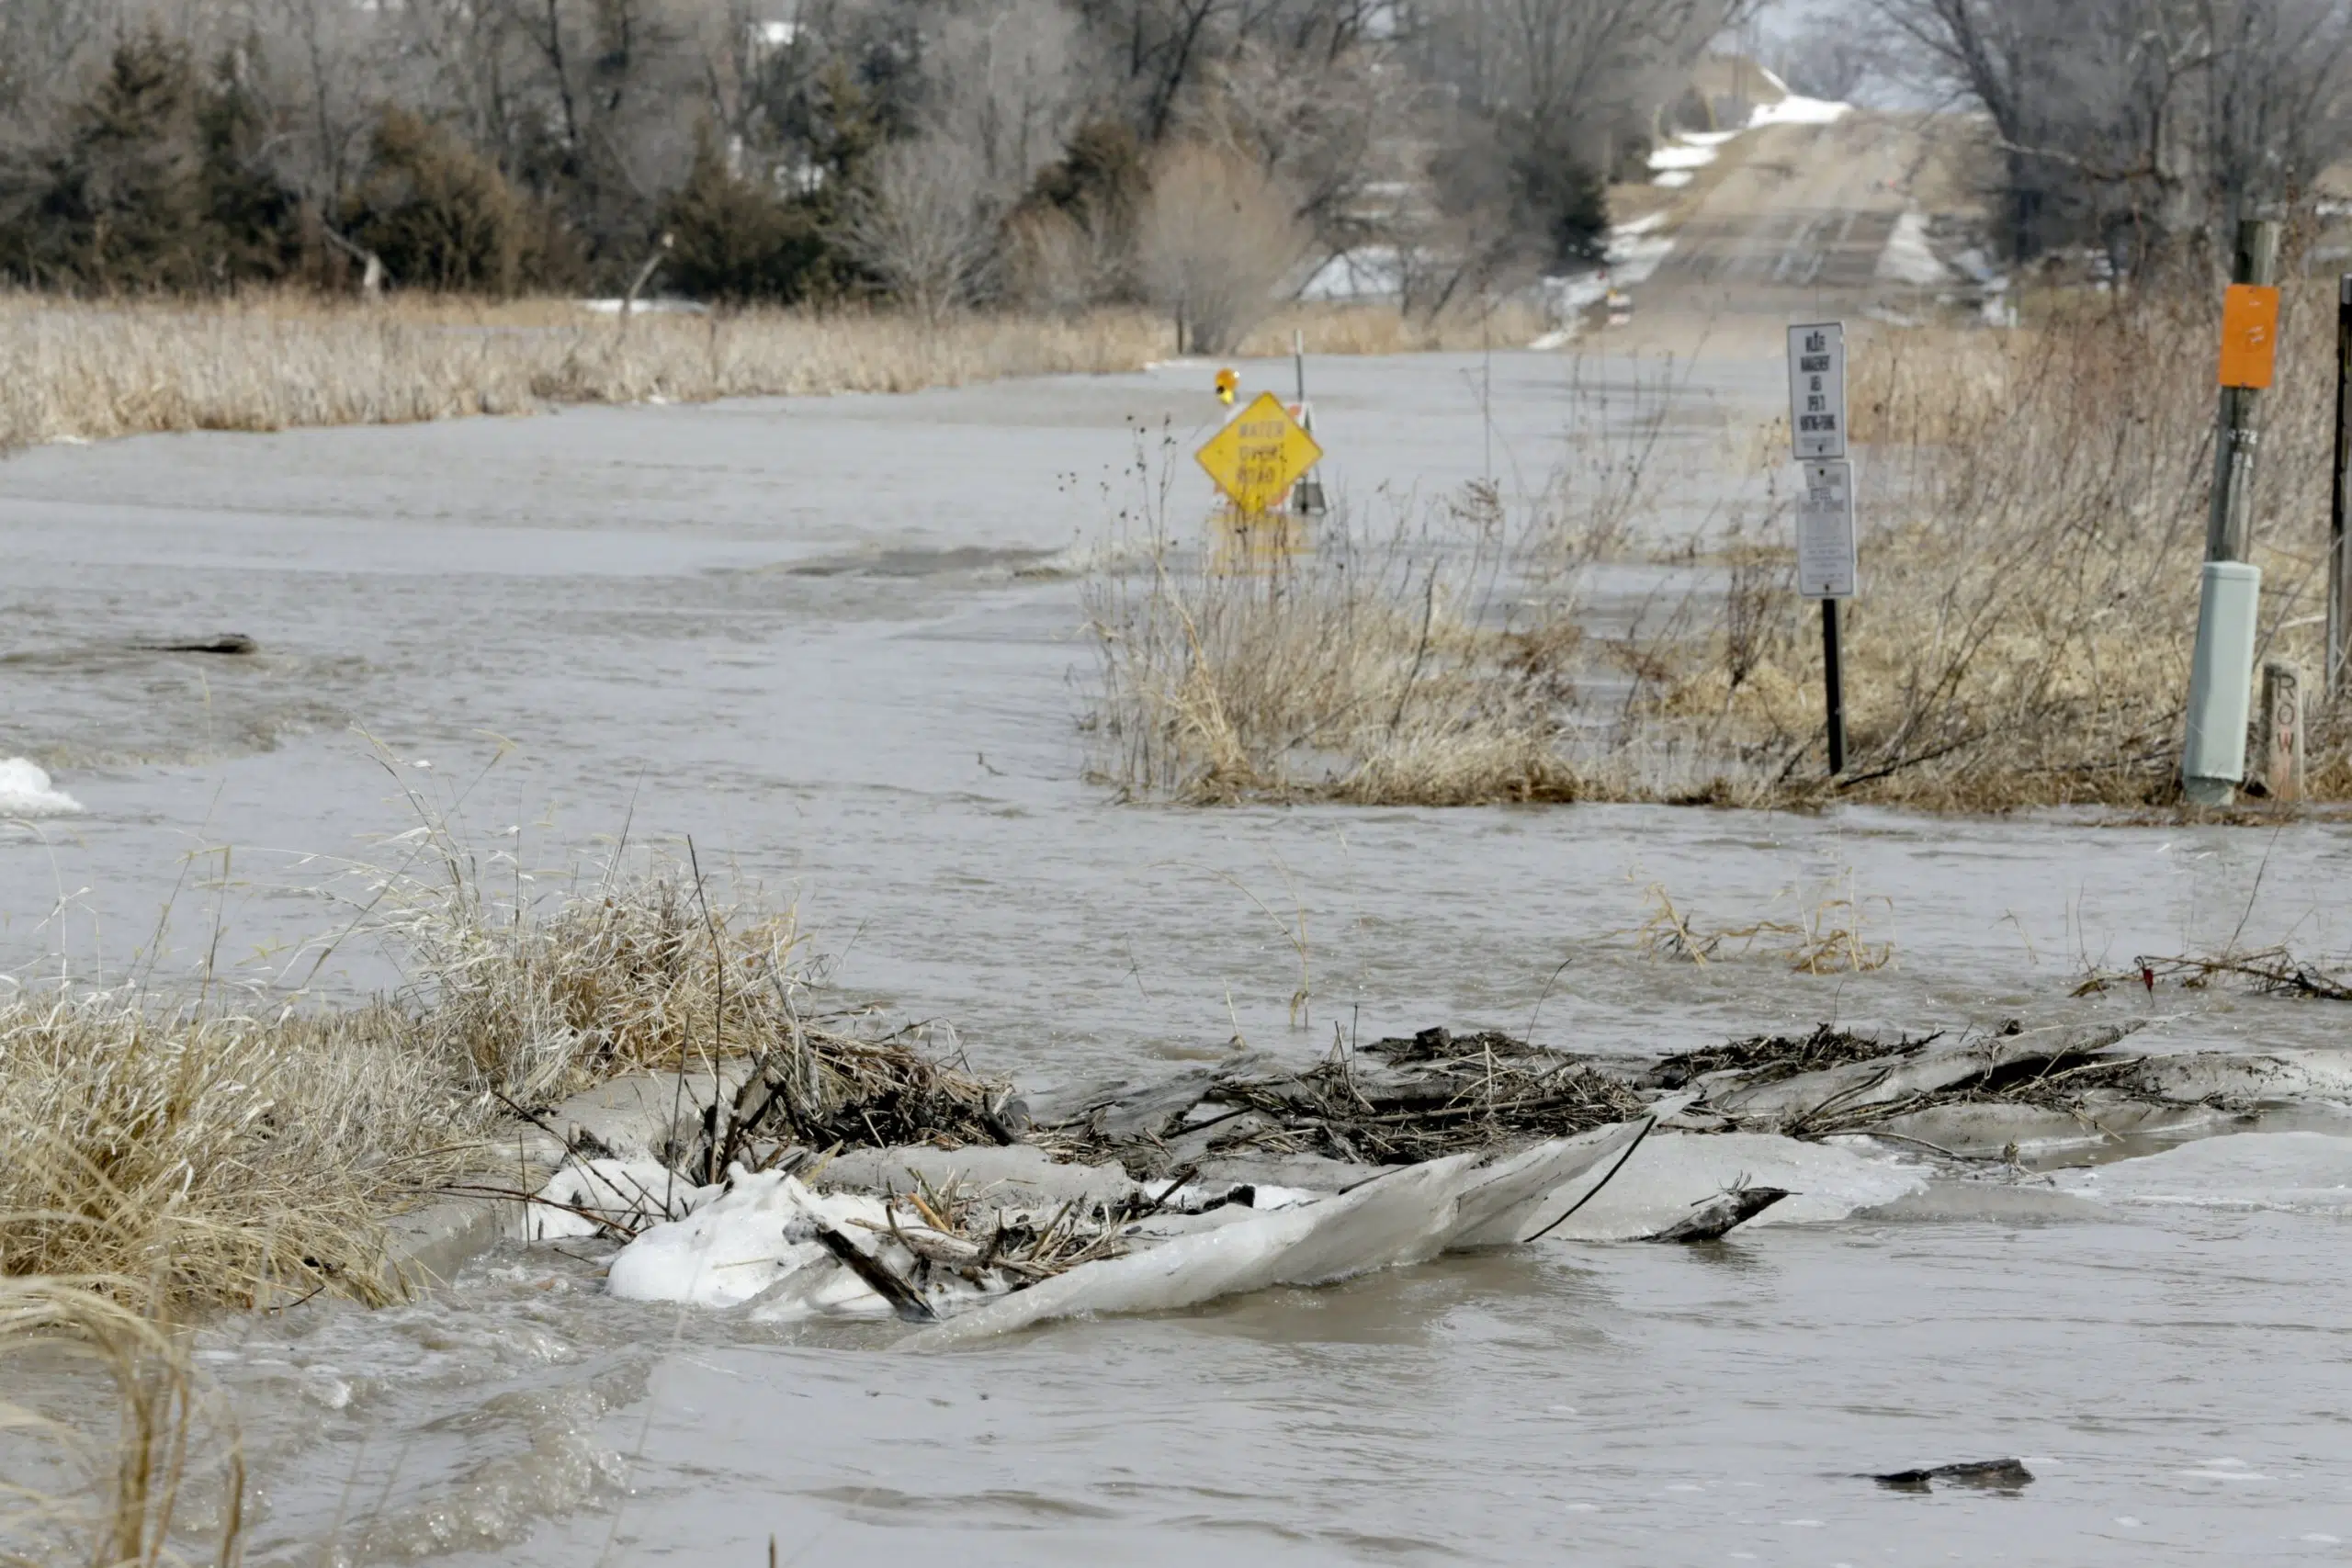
[1037,1026,1651,1176]
[1872,1459,2034,1494]
[2077,948,2352,1003]
[1642,1183,1792,1242]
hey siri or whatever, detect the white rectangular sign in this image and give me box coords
[1797,459,1858,599]
[1788,321,1848,460]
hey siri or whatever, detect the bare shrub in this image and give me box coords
[1135,141,1308,354]
[839,137,1000,320]
[1005,204,1126,314]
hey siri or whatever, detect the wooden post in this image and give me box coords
[2332,275,2352,698]
[2261,662,2304,803]
[1823,599,1846,776]
[2207,220,2279,564]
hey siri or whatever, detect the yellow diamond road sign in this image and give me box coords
[1196,391,1323,515]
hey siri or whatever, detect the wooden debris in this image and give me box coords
[1641,1185,1792,1242]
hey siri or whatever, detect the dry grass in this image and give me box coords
[0,1275,243,1568]
[0,290,1558,451]
[1082,355,1685,805]
[1091,285,2352,812]
[0,293,1174,448]
[0,839,827,1308]
[1084,479,1589,804]
[1630,285,2343,808]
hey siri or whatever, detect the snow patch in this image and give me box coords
[1303,247,1404,302]
[1648,144,1719,173]
[1875,211,1950,287]
[1651,170,1694,189]
[0,759,83,818]
[1749,95,1851,128]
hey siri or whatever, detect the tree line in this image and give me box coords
[0,0,1739,342]
[1783,0,2352,274]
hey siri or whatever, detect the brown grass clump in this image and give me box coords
[0,994,484,1307]
[0,847,830,1308]
[1084,479,1589,804]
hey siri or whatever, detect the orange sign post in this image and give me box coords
[2219,283,2280,389]
[2184,220,2281,807]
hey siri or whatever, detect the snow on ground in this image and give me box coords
[0,759,82,817]
[1301,246,1404,302]
[1749,94,1851,127]
[1648,144,1720,173]
[1875,210,1951,287]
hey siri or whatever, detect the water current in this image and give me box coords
[4,350,2350,1564]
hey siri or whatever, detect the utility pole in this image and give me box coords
[2182,218,2280,807]
[2331,275,2352,699]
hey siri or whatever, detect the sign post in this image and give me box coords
[2331,275,2352,699]
[2182,219,2280,807]
[1788,322,1852,776]
[1196,391,1324,517]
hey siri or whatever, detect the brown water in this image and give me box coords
[5,352,2351,1565]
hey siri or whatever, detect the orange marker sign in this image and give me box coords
[2219,284,2280,389]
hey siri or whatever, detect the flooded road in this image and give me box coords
[5,351,2351,1564]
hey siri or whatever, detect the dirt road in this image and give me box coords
[1621,110,1962,336]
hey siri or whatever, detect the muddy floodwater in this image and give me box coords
[5,351,2352,1564]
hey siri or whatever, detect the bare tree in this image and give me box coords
[1136,138,1307,350]
[841,134,999,316]
[1878,0,2352,265]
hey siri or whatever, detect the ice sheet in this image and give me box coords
[899,1122,1648,1348]
[1537,1131,1925,1241]
[2052,1132,2352,1215]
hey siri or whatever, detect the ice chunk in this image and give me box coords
[1876,211,1949,287]
[899,1122,1648,1348]
[607,1169,893,1309]
[1537,1132,1924,1241]
[518,1158,718,1242]
[2052,1132,2352,1216]
[0,759,83,817]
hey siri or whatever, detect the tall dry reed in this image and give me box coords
[0,1275,242,1568]
[0,292,1555,451]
